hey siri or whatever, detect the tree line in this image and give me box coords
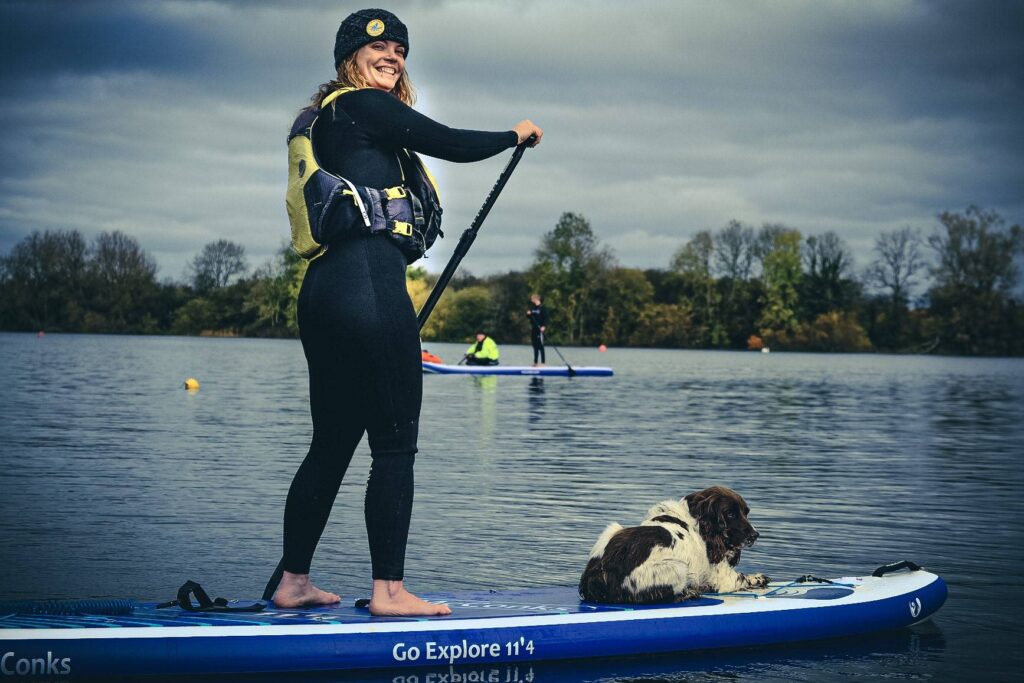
[1,205,1021,355]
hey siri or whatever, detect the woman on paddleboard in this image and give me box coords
[274,8,542,617]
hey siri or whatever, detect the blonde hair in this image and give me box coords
[308,53,416,110]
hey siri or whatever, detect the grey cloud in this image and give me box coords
[1,0,1021,279]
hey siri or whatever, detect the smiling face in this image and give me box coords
[353,39,406,92]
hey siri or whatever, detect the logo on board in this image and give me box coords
[908,597,922,618]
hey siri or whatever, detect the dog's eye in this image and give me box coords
[726,511,736,519]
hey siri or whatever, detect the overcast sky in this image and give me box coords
[1,0,1021,281]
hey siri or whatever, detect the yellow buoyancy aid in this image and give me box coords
[285,88,443,262]
[466,336,500,361]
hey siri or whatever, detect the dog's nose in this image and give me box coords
[749,529,759,543]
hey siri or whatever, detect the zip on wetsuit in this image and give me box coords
[282,88,517,580]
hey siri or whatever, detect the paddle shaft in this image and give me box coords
[541,331,576,377]
[417,136,534,331]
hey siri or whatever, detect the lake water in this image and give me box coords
[1,332,1022,681]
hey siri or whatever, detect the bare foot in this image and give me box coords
[369,579,452,617]
[272,571,341,608]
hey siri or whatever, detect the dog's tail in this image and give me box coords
[579,523,624,602]
[578,555,616,603]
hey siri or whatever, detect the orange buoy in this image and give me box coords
[184,378,200,390]
[598,344,607,352]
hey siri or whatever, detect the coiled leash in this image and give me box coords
[705,560,923,599]
[705,575,856,599]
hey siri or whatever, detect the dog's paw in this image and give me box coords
[743,573,770,588]
[673,588,703,602]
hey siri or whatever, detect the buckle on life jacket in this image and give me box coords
[384,186,407,200]
[392,221,413,237]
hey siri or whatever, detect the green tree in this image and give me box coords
[528,212,614,344]
[430,285,492,342]
[865,226,928,351]
[756,226,803,343]
[244,244,306,336]
[0,230,88,331]
[800,231,860,320]
[171,297,218,335]
[485,271,533,344]
[927,206,1023,355]
[594,268,655,345]
[87,231,159,332]
[671,230,725,346]
[791,311,873,352]
[629,302,695,347]
[713,220,759,347]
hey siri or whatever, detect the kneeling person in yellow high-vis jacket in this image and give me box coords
[465,333,500,366]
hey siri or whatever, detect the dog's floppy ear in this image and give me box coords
[684,489,725,529]
[686,489,729,565]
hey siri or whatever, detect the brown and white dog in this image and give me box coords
[579,486,770,604]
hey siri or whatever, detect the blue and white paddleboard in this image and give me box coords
[0,567,945,678]
[423,361,613,376]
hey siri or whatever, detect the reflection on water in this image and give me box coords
[0,334,1021,681]
[527,377,545,425]
[471,375,498,451]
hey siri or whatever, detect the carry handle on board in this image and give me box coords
[871,560,922,577]
[263,138,536,604]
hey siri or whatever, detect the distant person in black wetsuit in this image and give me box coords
[526,294,547,366]
[273,8,542,617]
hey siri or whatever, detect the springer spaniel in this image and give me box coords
[579,486,769,604]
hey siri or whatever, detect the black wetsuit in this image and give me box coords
[282,89,516,579]
[527,303,547,364]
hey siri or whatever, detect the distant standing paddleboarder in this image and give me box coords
[527,293,547,366]
[274,8,542,616]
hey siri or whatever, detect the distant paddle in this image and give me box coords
[542,331,576,378]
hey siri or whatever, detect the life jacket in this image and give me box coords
[285,88,443,263]
[466,336,500,361]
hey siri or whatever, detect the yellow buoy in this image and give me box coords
[184,378,200,390]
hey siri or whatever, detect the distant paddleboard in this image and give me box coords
[422,361,613,376]
[0,565,945,678]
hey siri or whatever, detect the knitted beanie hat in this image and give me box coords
[334,9,409,68]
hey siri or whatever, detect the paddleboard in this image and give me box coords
[423,361,613,376]
[0,565,945,678]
